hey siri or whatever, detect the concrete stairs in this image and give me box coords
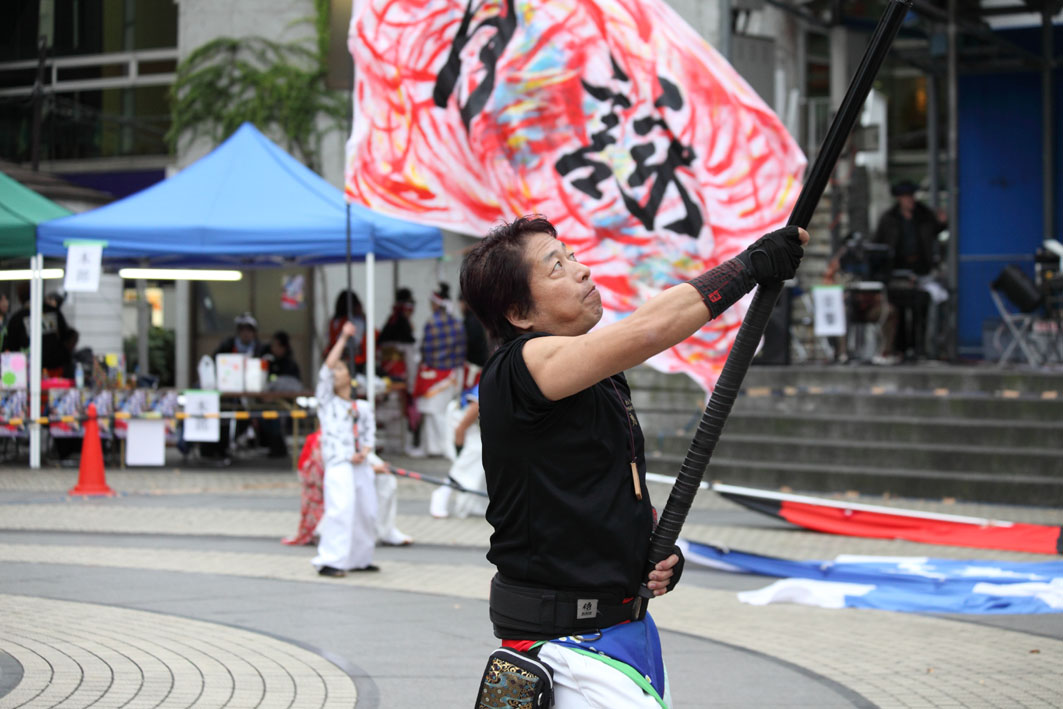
[628,364,1063,506]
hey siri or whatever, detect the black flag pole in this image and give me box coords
[633,0,914,619]
[385,464,489,497]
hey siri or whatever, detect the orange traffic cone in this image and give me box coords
[69,403,115,497]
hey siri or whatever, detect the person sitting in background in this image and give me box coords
[873,180,948,361]
[822,233,894,364]
[259,330,302,458]
[202,312,262,464]
[264,330,301,386]
[214,312,263,356]
[60,328,95,382]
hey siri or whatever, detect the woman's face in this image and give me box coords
[331,361,351,392]
[511,232,602,337]
[270,339,286,358]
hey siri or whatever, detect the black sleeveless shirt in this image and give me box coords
[480,333,652,596]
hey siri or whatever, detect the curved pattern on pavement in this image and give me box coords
[0,595,356,709]
[3,470,1062,708]
[1,545,1062,708]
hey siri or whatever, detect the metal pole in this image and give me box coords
[136,275,150,378]
[366,249,376,413]
[636,0,914,620]
[928,72,939,209]
[719,0,732,62]
[30,36,46,171]
[345,202,355,377]
[946,0,959,361]
[1042,6,1054,243]
[29,255,43,468]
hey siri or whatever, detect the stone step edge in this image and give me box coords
[644,456,1063,486]
[631,387,1063,403]
[651,433,1063,459]
[637,409,1063,432]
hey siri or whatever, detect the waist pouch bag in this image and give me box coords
[474,646,554,709]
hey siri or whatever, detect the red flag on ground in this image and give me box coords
[346,0,806,391]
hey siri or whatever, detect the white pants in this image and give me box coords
[373,472,410,545]
[537,643,671,709]
[311,461,377,570]
[417,381,457,458]
[430,422,486,518]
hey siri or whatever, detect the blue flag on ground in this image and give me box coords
[680,539,1063,614]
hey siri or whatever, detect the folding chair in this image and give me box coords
[990,265,1044,366]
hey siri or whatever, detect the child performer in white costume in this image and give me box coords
[311,321,378,577]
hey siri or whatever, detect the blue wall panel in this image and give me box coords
[956,71,1044,354]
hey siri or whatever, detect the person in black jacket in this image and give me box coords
[2,282,71,376]
[874,180,948,360]
[461,215,807,707]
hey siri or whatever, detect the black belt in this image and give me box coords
[489,574,633,640]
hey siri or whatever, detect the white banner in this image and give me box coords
[63,243,102,293]
[126,419,166,466]
[182,390,220,443]
[813,285,846,337]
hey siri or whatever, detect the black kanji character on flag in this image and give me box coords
[433,0,517,132]
[619,77,703,238]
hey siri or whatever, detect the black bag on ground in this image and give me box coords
[474,646,554,708]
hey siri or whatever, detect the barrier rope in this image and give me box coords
[0,409,314,427]
[2,382,1057,428]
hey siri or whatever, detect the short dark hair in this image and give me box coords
[333,290,364,320]
[271,330,291,352]
[460,215,557,344]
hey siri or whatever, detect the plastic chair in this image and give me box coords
[990,265,1044,366]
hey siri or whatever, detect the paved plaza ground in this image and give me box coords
[1,454,1061,708]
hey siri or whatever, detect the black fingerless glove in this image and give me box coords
[735,225,804,284]
[666,544,685,592]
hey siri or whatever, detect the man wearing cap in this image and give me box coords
[874,180,948,360]
[214,312,263,357]
[202,313,264,463]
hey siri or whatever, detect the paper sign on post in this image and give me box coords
[63,243,103,293]
[215,354,245,392]
[813,285,847,337]
[125,419,166,466]
[183,390,220,443]
[1,353,27,389]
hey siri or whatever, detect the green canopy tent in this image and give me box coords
[0,171,72,258]
[0,171,73,468]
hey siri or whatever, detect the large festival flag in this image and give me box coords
[346,0,806,391]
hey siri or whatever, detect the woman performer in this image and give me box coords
[462,215,806,707]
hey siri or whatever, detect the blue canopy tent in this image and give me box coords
[29,123,442,468]
[36,122,442,265]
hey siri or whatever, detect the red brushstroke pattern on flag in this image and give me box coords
[346,0,805,391]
